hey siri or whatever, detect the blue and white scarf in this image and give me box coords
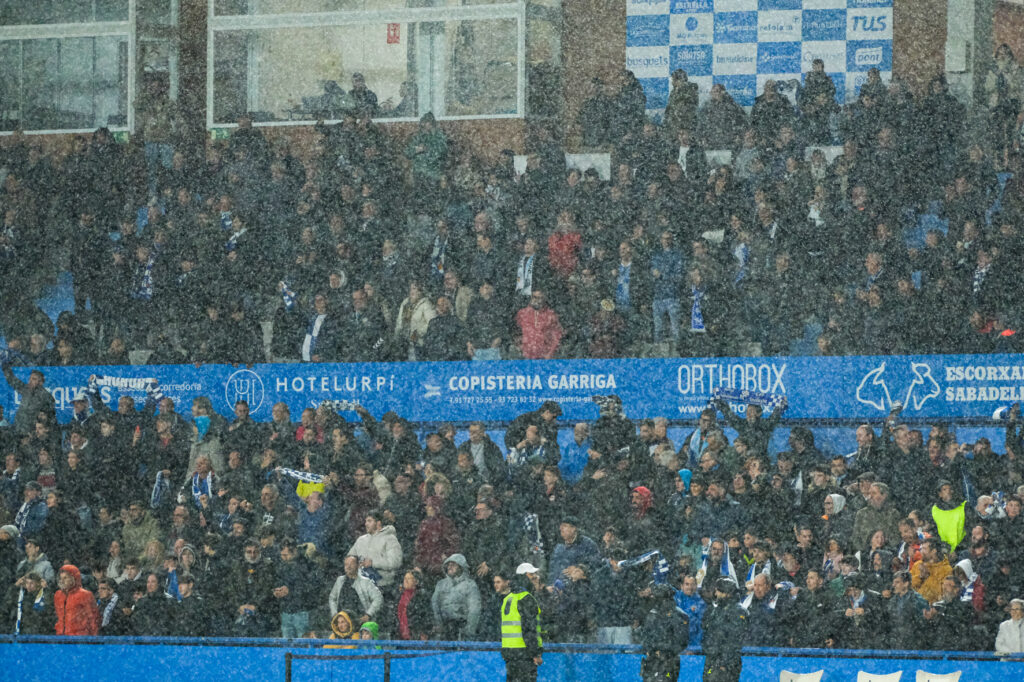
[696,541,739,587]
[189,471,215,508]
[523,513,544,555]
[15,588,46,635]
[712,387,786,411]
[131,255,156,301]
[280,280,297,311]
[151,470,171,508]
[746,560,772,584]
[619,549,671,585]
[276,466,327,484]
[733,242,749,285]
[741,590,780,610]
[690,285,706,332]
[100,592,120,628]
[430,235,449,278]
[0,348,26,367]
[302,314,327,361]
[225,227,247,252]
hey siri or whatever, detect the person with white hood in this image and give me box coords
[347,510,403,587]
[431,553,481,640]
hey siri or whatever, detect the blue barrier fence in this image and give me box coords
[1,636,1021,682]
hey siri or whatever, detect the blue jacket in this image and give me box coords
[674,590,706,646]
[547,534,602,584]
[16,498,48,539]
[650,248,684,301]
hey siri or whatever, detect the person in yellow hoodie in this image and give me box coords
[910,537,952,604]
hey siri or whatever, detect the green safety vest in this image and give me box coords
[932,501,967,552]
[501,591,542,649]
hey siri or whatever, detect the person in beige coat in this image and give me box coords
[394,281,436,360]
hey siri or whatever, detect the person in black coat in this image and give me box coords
[702,579,748,682]
[504,402,562,451]
[96,578,131,636]
[130,572,176,636]
[421,295,468,361]
[639,583,689,682]
[925,574,975,651]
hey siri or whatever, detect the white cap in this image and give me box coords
[516,562,540,575]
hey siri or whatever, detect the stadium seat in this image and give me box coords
[780,671,824,682]
[914,672,961,682]
[858,672,902,682]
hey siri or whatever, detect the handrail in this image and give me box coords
[0,634,1017,661]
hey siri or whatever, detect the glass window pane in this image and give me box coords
[16,36,127,130]
[0,0,129,25]
[213,24,412,124]
[216,0,516,16]
[0,42,20,131]
[445,18,517,116]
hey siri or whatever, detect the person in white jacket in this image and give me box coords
[394,281,436,360]
[329,555,383,624]
[996,599,1024,655]
[347,511,403,587]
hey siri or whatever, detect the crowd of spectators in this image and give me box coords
[1,368,1024,653]
[2,57,1024,366]
[3,49,1024,655]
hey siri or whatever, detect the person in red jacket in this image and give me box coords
[54,564,99,635]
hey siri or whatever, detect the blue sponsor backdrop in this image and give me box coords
[626,0,892,110]
[3,354,1023,426]
[0,637,1021,682]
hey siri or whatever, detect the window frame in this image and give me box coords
[0,3,136,136]
[207,1,526,130]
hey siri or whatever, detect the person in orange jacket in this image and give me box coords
[54,564,99,635]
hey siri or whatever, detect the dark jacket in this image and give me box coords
[639,596,689,654]
[702,600,748,660]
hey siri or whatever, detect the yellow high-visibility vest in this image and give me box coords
[932,501,966,552]
[501,591,542,649]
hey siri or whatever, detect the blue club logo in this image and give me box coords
[685,17,698,31]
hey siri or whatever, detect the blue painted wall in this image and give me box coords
[1,637,1021,682]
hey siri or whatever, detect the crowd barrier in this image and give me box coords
[3,354,1021,426]
[0,636,1020,682]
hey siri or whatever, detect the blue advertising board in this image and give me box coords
[2,354,1023,426]
[626,0,893,110]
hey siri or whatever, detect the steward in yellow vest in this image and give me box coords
[501,562,544,682]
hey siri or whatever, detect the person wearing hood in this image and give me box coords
[358,620,382,647]
[501,562,544,681]
[952,558,985,615]
[820,493,853,549]
[624,486,661,554]
[431,553,481,640]
[639,582,689,682]
[54,564,99,635]
[347,510,403,588]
